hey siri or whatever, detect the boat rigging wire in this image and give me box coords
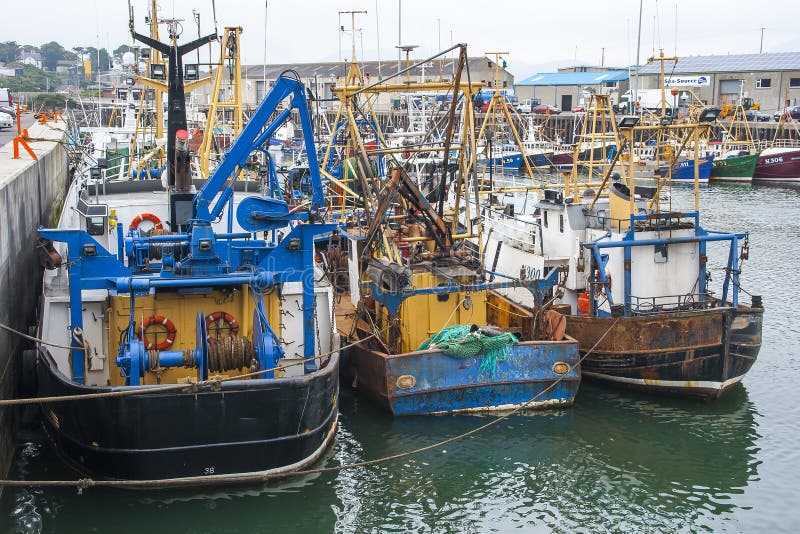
[0,319,620,491]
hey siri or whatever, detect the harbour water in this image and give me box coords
[3,181,799,532]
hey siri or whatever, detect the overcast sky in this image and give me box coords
[6,0,799,77]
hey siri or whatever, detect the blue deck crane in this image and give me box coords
[40,76,338,385]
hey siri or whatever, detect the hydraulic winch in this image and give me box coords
[116,311,281,386]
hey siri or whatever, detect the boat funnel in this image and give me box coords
[174,129,191,192]
[608,181,635,231]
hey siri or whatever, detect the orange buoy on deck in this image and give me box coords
[577,292,590,316]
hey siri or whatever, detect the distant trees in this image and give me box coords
[0,65,61,92]
[40,41,66,71]
[2,39,132,75]
[0,41,20,64]
[114,44,133,56]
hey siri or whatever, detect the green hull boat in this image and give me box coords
[711,153,758,182]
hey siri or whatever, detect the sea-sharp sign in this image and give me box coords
[663,75,710,87]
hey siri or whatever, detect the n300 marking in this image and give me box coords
[522,265,541,279]
[764,157,784,164]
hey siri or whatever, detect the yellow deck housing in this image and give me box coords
[107,286,282,386]
[375,272,488,353]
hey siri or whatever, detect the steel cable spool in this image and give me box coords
[148,228,174,260]
[208,336,255,373]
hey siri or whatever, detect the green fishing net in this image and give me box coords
[418,325,518,375]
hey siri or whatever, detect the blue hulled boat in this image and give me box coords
[658,156,715,183]
[339,166,580,416]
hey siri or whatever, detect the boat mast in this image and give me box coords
[646,49,678,118]
[129,0,216,226]
[198,27,244,179]
[633,0,643,114]
[477,52,535,180]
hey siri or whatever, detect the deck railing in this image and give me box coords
[629,292,717,315]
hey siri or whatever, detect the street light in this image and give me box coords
[396,44,418,84]
[618,115,641,128]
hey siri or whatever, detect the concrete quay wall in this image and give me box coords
[0,121,70,489]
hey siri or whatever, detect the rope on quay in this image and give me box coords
[0,318,620,492]
[0,321,376,407]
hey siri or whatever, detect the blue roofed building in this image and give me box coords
[514,68,629,111]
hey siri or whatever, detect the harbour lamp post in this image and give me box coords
[396,45,418,84]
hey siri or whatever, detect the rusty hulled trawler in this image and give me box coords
[24,8,340,483]
[478,95,763,399]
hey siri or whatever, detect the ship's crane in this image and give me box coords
[194,74,326,228]
[39,76,337,384]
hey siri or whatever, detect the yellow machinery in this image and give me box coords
[374,272,488,353]
[198,26,244,178]
[719,97,760,120]
[108,286,283,386]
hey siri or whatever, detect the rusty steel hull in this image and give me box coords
[565,306,763,400]
[342,340,580,416]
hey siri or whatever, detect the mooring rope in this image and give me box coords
[0,323,75,351]
[0,323,376,407]
[0,318,620,492]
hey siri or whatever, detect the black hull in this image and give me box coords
[566,306,763,400]
[35,349,339,482]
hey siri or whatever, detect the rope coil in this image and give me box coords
[0,319,619,491]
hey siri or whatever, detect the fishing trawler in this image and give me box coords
[710,108,760,182]
[24,8,339,483]
[323,46,580,416]
[753,115,800,181]
[477,95,763,399]
[657,155,714,183]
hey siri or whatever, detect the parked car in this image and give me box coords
[0,105,14,118]
[571,105,586,113]
[774,106,800,121]
[744,109,771,122]
[533,104,562,115]
[0,112,14,129]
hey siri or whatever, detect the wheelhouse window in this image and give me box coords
[543,210,549,228]
[559,214,564,233]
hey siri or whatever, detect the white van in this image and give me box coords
[0,88,11,107]
[516,98,540,114]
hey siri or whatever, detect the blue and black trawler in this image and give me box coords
[27,38,340,482]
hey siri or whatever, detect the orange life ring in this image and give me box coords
[135,315,177,350]
[129,212,164,231]
[206,311,240,340]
